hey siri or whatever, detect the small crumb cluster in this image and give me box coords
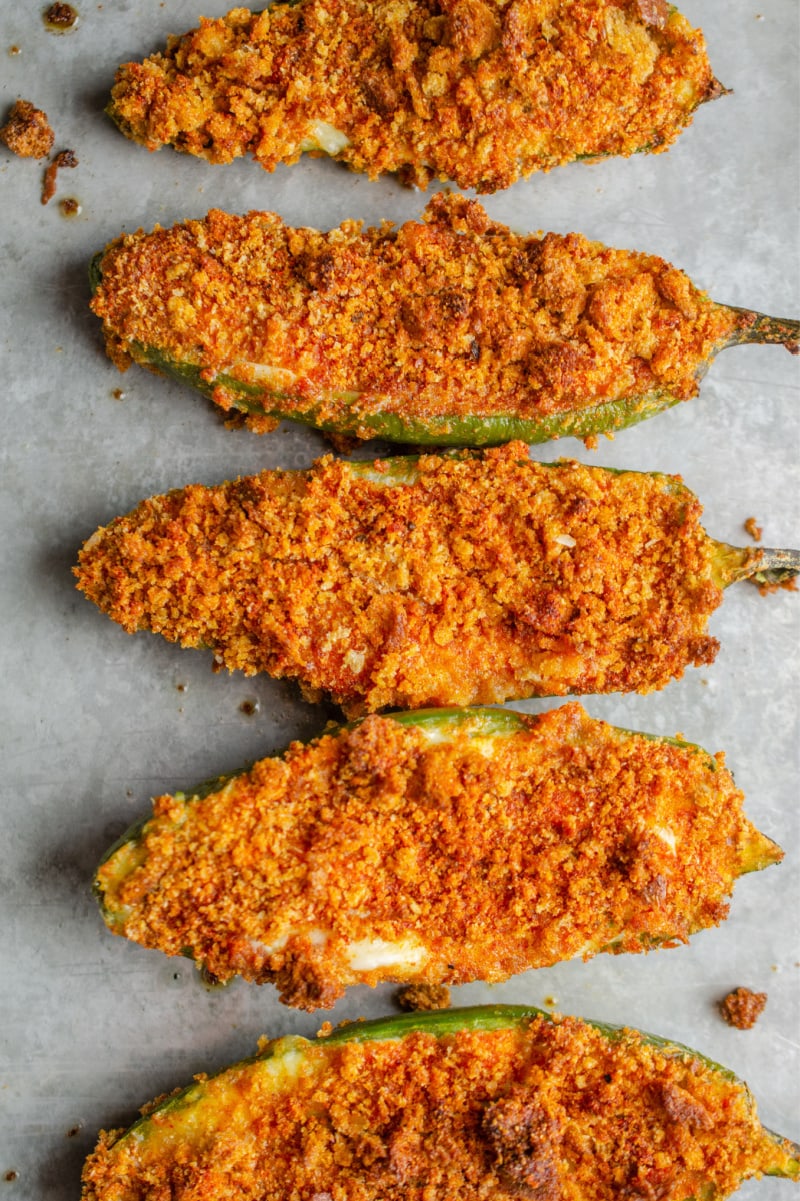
[744,516,763,542]
[41,147,78,205]
[0,99,54,159]
[0,98,79,207]
[395,983,451,1011]
[719,987,768,1030]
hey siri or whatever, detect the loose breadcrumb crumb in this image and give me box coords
[0,99,54,158]
[720,987,768,1030]
[41,147,78,205]
[44,2,79,30]
[757,577,798,597]
[744,516,763,542]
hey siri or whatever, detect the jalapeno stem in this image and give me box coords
[724,307,800,353]
[712,542,800,589]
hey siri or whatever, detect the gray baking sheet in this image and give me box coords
[1,1,798,1193]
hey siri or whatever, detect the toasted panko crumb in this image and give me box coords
[41,147,78,204]
[720,987,768,1030]
[94,705,777,1010]
[396,983,452,1011]
[107,0,720,191]
[0,99,54,158]
[76,445,723,712]
[91,196,743,433]
[80,1014,798,1199]
[744,516,763,542]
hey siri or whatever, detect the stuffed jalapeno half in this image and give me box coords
[95,703,782,1010]
[106,0,723,193]
[81,1005,800,1199]
[74,443,800,713]
[89,196,800,448]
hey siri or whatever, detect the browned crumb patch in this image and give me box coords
[44,2,79,29]
[744,516,763,542]
[74,444,723,712]
[396,983,452,1011]
[0,99,54,158]
[757,577,798,597]
[91,196,740,429]
[94,705,765,1009]
[107,0,717,192]
[41,147,78,204]
[80,1016,793,1199]
[720,987,768,1030]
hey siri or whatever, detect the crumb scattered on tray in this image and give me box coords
[744,517,763,542]
[395,983,451,1012]
[44,2,79,31]
[719,986,767,1029]
[41,147,78,205]
[757,577,798,597]
[0,99,54,159]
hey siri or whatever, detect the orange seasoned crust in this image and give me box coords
[41,147,78,205]
[107,0,720,191]
[91,196,741,430]
[95,705,773,1009]
[81,1015,793,1199]
[75,445,723,711]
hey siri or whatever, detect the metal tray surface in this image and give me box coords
[0,1,797,1194]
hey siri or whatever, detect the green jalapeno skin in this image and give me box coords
[88,241,800,449]
[80,1005,799,1197]
[94,704,782,1009]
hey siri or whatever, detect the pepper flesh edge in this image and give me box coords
[89,246,799,446]
[90,1005,800,1180]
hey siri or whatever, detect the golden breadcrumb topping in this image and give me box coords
[95,705,774,1010]
[108,0,719,191]
[81,1015,796,1199]
[92,195,740,432]
[0,99,54,159]
[75,444,722,711]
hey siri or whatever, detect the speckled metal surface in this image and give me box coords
[0,2,798,1194]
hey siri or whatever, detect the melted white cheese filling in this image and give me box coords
[300,120,350,155]
[346,936,429,973]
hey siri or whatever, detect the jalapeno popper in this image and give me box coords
[90,196,800,447]
[95,704,782,1010]
[74,444,800,712]
[81,1006,800,1199]
[107,0,723,192]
